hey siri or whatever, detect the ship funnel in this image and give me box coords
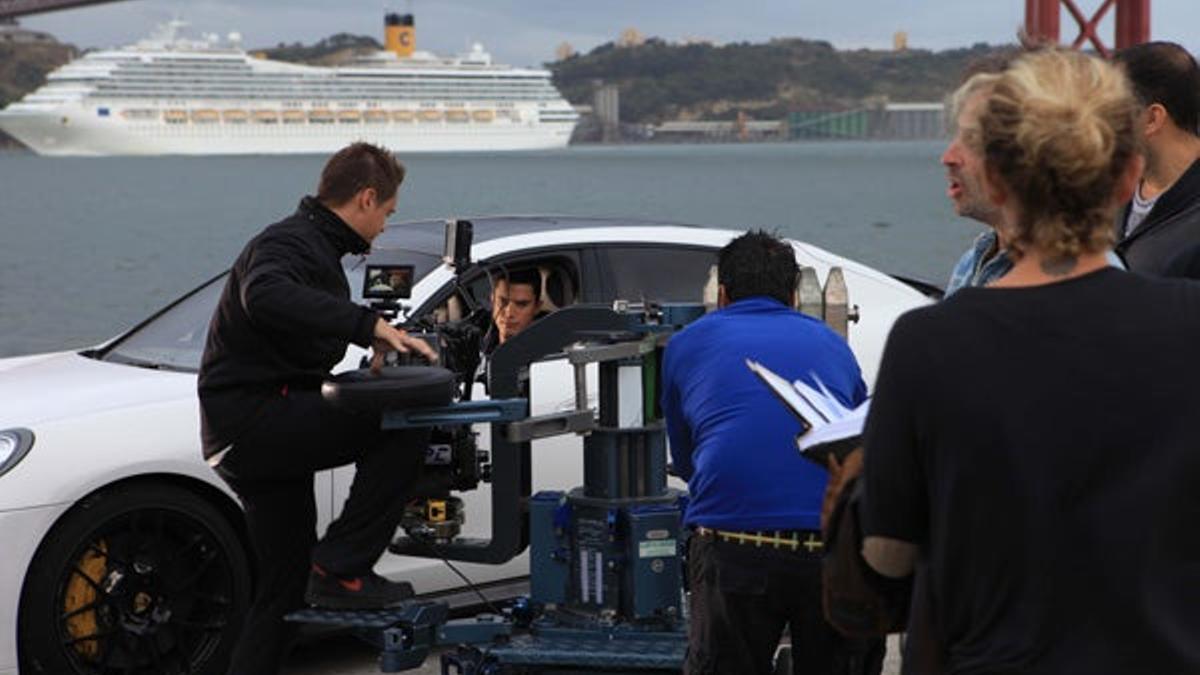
[385,13,415,58]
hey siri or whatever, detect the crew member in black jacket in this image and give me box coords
[1113,42,1200,275]
[198,142,437,675]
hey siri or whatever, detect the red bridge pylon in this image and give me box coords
[1024,0,1150,57]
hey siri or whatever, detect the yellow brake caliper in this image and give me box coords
[64,540,107,661]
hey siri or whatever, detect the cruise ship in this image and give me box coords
[0,14,580,156]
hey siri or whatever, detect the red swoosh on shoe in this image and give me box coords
[338,577,363,592]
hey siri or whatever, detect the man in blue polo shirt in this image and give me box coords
[661,230,880,675]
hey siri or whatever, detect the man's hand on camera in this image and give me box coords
[370,317,438,373]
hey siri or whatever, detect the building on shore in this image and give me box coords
[642,102,945,144]
[651,118,787,143]
[877,102,945,139]
[593,84,620,143]
[788,102,945,140]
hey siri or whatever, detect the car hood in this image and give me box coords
[0,351,195,428]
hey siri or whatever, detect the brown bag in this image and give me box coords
[821,477,913,637]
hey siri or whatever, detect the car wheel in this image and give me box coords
[18,482,250,675]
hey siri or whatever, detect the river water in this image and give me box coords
[0,140,974,357]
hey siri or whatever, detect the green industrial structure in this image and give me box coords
[788,110,870,139]
[788,103,944,140]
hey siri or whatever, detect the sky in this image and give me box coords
[20,1,1200,68]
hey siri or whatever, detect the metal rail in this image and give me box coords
[0,0,130,21]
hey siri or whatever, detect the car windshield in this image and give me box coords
[96,249,443,372]
[98,274,226,372]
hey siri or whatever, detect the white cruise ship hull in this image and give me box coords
[0,106,573,156]
[0,21,581,157]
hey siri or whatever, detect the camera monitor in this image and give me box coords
[363,264,415,300]
[443,219,473,270]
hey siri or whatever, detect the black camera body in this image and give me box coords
[397,308,488,399]
[373,313,489,544]
[367,220,491,542]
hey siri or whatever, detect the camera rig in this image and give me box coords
[288,220,854,673]
[292,301,704,673]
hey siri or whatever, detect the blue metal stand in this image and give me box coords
[285,604,513,673]
[487,627,686,670]
[381,398,528,429]
[287,604,447,672]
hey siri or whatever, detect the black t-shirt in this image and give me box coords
[862,268,1200,675]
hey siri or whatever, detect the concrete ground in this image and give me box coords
[281,633,904,674]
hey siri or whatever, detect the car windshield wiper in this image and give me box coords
[102,352,187,372]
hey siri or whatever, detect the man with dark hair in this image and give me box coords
[198,142,437,675]
[476,269,545,393]
[482,268,544,354]
[661,230,879,675]
[1113,41,1200,276]
[317,141,408,206]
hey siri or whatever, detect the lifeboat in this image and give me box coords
[445,109,469,123]
[392,110,415,122]
[252,110,279,124]
[364,109,390,124]
[471,109,495,123]
[337,110,361,123]
[308,109,335,124]
[163,109,188,124]
[222,110,249,124]
[121,109,158,121]
[417,109,442,122]
[190,109,219,123]
[281,110,306,124]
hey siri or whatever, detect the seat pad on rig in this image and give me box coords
[321,366,456,413]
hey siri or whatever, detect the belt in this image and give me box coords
[694,527,824,553]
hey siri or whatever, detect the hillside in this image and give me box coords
[550,38,1011,122]
[0,39,77,148]
[0,41,76,108]
[254,32,382,66]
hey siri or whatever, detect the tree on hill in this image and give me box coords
[550,38,1009,123]
[0,40,77,148]
[257,33,381,64]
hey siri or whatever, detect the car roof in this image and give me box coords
[372,215,705,256]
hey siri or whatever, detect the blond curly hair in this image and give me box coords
[975,49,1140,260]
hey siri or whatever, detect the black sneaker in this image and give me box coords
[304,564,415,610]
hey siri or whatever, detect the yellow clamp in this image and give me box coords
[426,500,448,523]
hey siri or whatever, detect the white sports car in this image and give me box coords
[0,217,935,675]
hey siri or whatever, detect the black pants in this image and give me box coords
[686,534,885,675]
[213,388,426,675]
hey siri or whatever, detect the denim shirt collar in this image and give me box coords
[945,230,1012,298]
[944,229,1126,298]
